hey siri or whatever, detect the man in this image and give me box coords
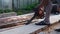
[36,0,60,25]
[35,0,53,25]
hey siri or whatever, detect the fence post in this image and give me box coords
[38,0,41,4]
[12,0,15,11]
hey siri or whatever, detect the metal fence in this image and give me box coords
[0,0,40,14]
[0,0,58,14]
[12,0,40,15]
[0,0,40,10]
[14,0,39,10]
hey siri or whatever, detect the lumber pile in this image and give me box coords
[0,12,60,34]
[0,13,34,28]
[0,14,60,34]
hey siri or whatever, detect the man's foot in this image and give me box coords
[25,23,30,25]
[25,20,31,25]
[55,29,60,32]
[35,21,50,25]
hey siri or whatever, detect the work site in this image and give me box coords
[0,0,60,34]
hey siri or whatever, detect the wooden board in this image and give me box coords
[49,14,60,24]
[0,23,45,34]
[0,12,17,18]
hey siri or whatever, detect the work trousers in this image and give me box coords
[44,0,60,23]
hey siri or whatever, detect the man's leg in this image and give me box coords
[44,1,53,23]
[25,12,38,25]
[35,1,53,25]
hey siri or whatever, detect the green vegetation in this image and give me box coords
[0,3,39,15]
[0,9,12,13]
[16,10,31,15]
[25,3,39,10]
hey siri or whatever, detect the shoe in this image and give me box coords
[35,21,50,25]
[25,20,32,25]
[25,23,30,25]
[55,29,60,32]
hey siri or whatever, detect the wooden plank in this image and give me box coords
[0,12,17,18]
[0,25,24,32]
[0,23,45,34]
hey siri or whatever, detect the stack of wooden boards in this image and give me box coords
[0,12,60,34]
[0,12,34,29]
